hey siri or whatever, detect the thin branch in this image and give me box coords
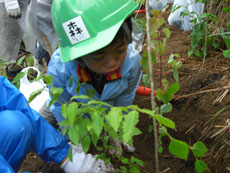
[174,85,230,100]
[146,0,159,172]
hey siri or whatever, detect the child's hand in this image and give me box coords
[4,0,21,19]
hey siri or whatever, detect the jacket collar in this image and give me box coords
[77,64,121,83]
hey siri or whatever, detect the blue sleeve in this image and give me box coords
[47,49,73,123]
[0,155,15,173]
[114,45,142,107]
[0,76,69,165]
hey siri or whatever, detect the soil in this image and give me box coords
[20,7,230,173]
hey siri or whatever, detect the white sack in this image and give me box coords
[19,67,49,112]
[168,0,205,31]
[149,0,174,11]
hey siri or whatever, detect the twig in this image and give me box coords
[185,123,198,134]
[213,83,230,104]
[161,168,170,173]
[42,58,48,73]
[43,36,53,57]
[200,20,208,72]
[146,0,159,172]
[174,85,230,100]
[213,89,229,104]
[210,119,230,138]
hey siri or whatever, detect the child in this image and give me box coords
[41,0,142,153]
[0,76,112,173]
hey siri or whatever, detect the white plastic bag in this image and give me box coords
[19,67,49,112]
[168,0,204,31]
[131,18,145,52]
[149,0,168,11]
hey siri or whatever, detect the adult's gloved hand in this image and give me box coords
[60,143,114,173]
[4,0,21,19]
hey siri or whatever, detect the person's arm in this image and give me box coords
[114,44,142,107]
[0,76,69,164]
[47,50,73,123]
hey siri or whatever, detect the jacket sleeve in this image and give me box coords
[0,155,15,173]
[114,45,142,107]
[0,76,69,165]
[47,50,73,123]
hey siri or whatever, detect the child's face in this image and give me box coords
[81,36,128,75]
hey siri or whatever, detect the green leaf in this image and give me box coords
[90,131,99,147]
[82,135,91,153]
[169,139,189,160]
[68,147,73,162]
[151,9,160,17]
[168,82,180,95]
[68,124,80,146]
[68,76,73,87]
[171,5,181,13]
[159,127,167,136]
[91,112,103,137]
[158,146,163,153]
[192,142,207,157]
[172,68,179,82]
[137,108,155,116]
[223,37,230,49]
[148,125,153,133]
[88,100,111,107]
[28,88,44,103]
[159,42,166,56]
[12,72,25,85]
[67,102,79,124]
[121,157,129,164]
[142,74,150,87]
[50,87,63,99]
[223,50,230,58]
[86,89,96,98]
[25,55,34,66]
[61,104,68,118]
[153,115,175,129]
[160,103,172,114]
[194,49,202,58]
[195,159,207,172]
[120,166,127,172]
[58,119,70,128]
[16,56,25,66]
[78,118,90,139]
[107,107,123,132]
[104,123,118,140]
[130,166,140,173]
[48,98,57,107]
[130,156,145,167]
[122,111,140,144]
[163,27,170,38]
[43,75,53,85]
[70,94,90,101]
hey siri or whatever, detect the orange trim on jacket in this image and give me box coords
[77,64,121,83]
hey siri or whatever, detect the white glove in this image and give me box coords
[61,143,114,173]
[4,0,21,19]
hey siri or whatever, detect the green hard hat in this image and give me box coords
[51,0,138,62]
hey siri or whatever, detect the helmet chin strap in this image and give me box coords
[122,21,132,43]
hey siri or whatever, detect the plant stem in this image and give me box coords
[200,22,208,71]
[145,1,159,172]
